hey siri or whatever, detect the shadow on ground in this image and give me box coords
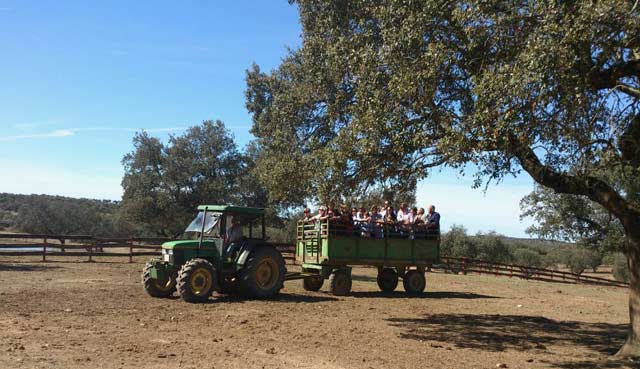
[0,263,60,272]
[388,313,628,368]
[350,291,499,299]
[204,292,339,304]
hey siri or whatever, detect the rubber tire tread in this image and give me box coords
[329,269,352,296]
[403,270,426,294]
[377,268,399,292]
[238,245,286,298]
[303,275,324,291]
[177,258,216,303]
[142,259,176,298]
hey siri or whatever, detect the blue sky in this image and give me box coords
[0,1,535,237]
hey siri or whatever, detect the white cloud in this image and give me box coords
[416,180,535,237]
[0,129,77,141]
[0,126,189,141]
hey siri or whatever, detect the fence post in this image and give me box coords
[129,239,133,263]
[462,258,467,275]
[42,238,47,262]
[88,242,93,262]
[60,238,65,253]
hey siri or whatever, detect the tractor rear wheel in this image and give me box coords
[142,260,176,298]
[238,246,286,298]
[377,268,398,292]
[403,270,426,294]
[177,258,216,303]
[329,269,352,296]
[302,275,324,291]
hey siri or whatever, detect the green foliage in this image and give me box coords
[121,121,270,236]
[613,253,630,282]
[475,231,512,264]
[0,193,141,236]
[521,185,628,254]
[440,225,477,259]
[512,248,545,268]
[247,0,640,258]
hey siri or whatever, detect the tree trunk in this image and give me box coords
[617,235,640,357]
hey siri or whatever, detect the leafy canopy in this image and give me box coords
[246,0,640,238]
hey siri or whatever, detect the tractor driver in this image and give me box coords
[224,216,244,259]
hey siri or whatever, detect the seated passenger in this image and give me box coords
[382,205,397,236]
[312,207,330,222]
[380,200,391,218]
[355,206,367,224]
[425,205,440,231]
[368,206,383,238]
[396,202,410,223]
[302,208,313,223]
[412,207,424,226]
[326,201,341,221]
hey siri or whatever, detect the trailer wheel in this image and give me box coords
[238,245,286,298]
[177,258,216,303]
[329,269,352,296]
[142,260,176,298]
[403,270,426,294]
[377,268,398,292]
[303,275,324,291]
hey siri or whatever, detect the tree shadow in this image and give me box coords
[207,292,339,304]
[0,263,61,272]
[387,313,628,367]
[350,291,499,299]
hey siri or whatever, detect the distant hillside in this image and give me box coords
[0,193,140,236]
[499,236,574,249]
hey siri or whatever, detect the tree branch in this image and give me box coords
[508,135,640,236]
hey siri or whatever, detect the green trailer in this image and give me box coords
[296,220,440,295]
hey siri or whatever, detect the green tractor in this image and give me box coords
[142,205,286,303]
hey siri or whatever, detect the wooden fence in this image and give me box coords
[439,256,628,288]
[0,233,297,264]
[0,233,627,288]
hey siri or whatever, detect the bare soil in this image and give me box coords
[0,256,636,369]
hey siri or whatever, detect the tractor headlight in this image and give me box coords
[162,248,173,262]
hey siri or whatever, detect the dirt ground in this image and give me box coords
[0,257,636,369]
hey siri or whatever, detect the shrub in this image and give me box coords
[613,253,630,283]
[513,248,544,268]
[441,225,477,258]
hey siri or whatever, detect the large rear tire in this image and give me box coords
[142,259,176,298]
[303,275,324,291]
[377,268,399,292]
[403,270,426,294]
[238,246,286,298]
[329,269,352,296]
[177,258,216,303]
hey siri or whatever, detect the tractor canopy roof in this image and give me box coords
[196,205,265,215]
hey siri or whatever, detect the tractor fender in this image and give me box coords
[236,242,261,266]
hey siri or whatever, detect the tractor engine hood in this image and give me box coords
[162,240,217,250]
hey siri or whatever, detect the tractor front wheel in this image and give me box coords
[377,268,398,292]
[302,275,324,291]
[177,258,217,303]
[403,270,426,294]
[238,246,286,298]
[329,269,352,296]
[142,260,176,298]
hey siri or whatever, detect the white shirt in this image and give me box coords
[226,224,243,244]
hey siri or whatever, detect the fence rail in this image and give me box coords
[0,233,296,264]
[439,256,628,288]
[0,233,627,288]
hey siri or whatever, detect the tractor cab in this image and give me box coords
[143,205,285,303]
